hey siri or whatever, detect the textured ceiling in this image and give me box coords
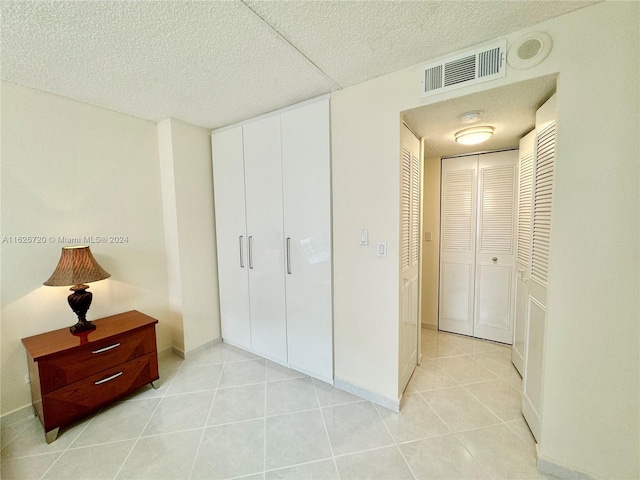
[1,1,593,130]
[404,75,558,158]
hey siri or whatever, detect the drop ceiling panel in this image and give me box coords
[1,1,593,129]
[244,0,593,88]
[0,1,334,129]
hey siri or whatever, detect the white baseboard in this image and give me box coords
[333,378,400,412]
[170,337,222,360]
[537,455,600,480]
[0,404,35,428]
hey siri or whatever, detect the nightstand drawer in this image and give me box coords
[38,325,156,394]
[40,352,158,431]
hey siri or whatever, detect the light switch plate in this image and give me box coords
[360,230,369,246]
[378,242,387,257]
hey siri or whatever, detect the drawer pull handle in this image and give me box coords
[95,372,123,385]
[92,343,121,354]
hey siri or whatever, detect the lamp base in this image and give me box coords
[70,319,96,335]
[68,285,96,335]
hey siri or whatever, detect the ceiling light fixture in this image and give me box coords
[455,126,494,145]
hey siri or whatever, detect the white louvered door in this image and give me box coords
[473,151,518,343]
[439,155,478,336]
[439,151,518,342]
[523,94,557,442]
[513,131,535,375]
[399,124,421,393]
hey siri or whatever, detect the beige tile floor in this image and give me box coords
[1,329,556,480]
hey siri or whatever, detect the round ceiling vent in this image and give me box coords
[507,32,552,70]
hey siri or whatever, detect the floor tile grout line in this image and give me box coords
[262,454,334,475]
[186,357,225,480]
[312,378,340,479]
[372,402,418,480]
[263,358,267,476]
[111,382,168,480]
[415,397,453,438]
[37,409,100,480]
[461,381,523,424]
[450,431,497,480]
[0,415,38,453]
[0,415,36,446]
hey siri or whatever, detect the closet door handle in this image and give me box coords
[286,237,292,274]
[239,236,244,268]
[248,236,254,269]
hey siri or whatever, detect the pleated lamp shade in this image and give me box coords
[44,246,111,287]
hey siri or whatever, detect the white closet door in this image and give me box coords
[211,126,251,349]
[281,99,333,381]
[243,116,287,363]
[513,131,535,375]
[473,150,518,344]
[523,93,557,442]
[399,124,421,393]
[439,155,478,336]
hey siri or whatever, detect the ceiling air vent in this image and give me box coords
[420,40,506,97]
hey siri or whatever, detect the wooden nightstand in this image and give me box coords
[21,310,159,443]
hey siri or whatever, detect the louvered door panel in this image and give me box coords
[530,123,556,286]
[517,152,534,267]
[401,147,411,272]
[439,155,478,336]
[399,124,420,394]
[411,151,420,266]
[523,93,557,442]
[513,130,535,376]
[442,169,475,252]
[479,165,516,254]
[473,150,518,344]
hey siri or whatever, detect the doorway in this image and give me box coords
[401,74,557,345]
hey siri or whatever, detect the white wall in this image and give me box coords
[0,82,172,416]
[420,156,441,328]
[157,118,221,355]
[330,2,638,478]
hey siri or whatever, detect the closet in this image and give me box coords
[211,97,333,382]
[516,93,557,441]
[439,150,518,344]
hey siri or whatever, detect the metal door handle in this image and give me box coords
[248,236,253,269]
[286,237,291,274]
[239,236,244,268]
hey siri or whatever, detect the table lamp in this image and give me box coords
[44,246,111,334]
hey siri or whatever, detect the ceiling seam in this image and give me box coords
[239,0,342,91]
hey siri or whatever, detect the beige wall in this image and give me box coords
[157,118,221,355]
[0,82,172,416]
[420,156,441,328]
[331,2,638,477]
